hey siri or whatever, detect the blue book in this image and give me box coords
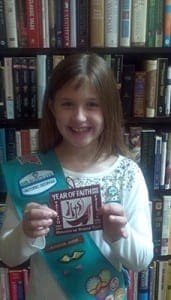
[153,135,162,190]
[138,269,149,300]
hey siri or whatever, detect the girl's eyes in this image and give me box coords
[60,101,100,108]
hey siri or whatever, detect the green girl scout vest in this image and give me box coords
[2,151,127,300]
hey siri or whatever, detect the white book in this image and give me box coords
[0,267,10,300]
[37,54,47,119]
[165,131,171,189]
[15,130,22,157]
[4,57,14,119]
[131,0,148,46]
[157,260,168,299]
[29,128,39,154]
[160,132,168,187]
[104,0,119,47]
[161,195,171,256]
[4,0,18,47]
[165,66,171,116]
[70,0,77,47]
[119,0,132,47]
[41,0,50,48]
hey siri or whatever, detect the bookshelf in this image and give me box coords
[1,0,171,299]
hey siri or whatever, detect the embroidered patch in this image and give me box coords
[19,170,57,196]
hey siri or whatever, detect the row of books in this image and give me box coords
[1,0,171,49]
[125,127,171,192]
[1,54,171,121]
[127,259,171,300]
[0,266,30,300]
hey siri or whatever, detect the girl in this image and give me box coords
[0,53,153,300]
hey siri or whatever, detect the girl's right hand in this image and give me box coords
[22,202,57,238]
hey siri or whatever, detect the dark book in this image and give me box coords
[0,0,7,48]
[120,64,135,118]
[56,0,62,48]
[27,57,37,119]
[76,0,89,48]
[137,269,149,300]
[156,57,168,116]
[153,135,162,190]
[20,57,30,119]
[5,127,17,161]
[12,57,22,120]
[62,0,70,48]
[0,61,6,120]
[140,129,156,193]
[152,198,163,256]
[16,0,28,47]
[111,54,123,90]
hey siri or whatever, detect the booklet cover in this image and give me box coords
[49,184,103,235]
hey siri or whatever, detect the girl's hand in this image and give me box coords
[22,202,57,238]
[99,203,128,243]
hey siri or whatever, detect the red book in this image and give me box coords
[8,270,23,300]
[26,0,43,48]
[20,129,31,155]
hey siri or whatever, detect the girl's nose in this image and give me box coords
[74,107,87,121]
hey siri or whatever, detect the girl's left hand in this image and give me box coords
[99,203,128,243]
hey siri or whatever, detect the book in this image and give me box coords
[0,128,7,195]
[156,260,168,299]
[155,0,164,47]
[165,131,171,189]
[5,127,17,161]
[140,129,156,193]
[0,62,6,120]
[160,131,168,188]
[111,54,123,90]
[0,0,7,48]
[29,128,39,154]
[37,54,47,119]
[41,0,50,48]
[137,269,149,300]
[15,130,22,157]
[0,267,10,300]
[156,57,168,117]
[152,198,163,256]
[131,0,148,47]
[119,0,132,47]
[26,0,43,48]
[16,0,28,47]
[4,57,14,119]
[4,0,18,47]
[0,203,6,230]
[153,135,162,190]
[62,0,70,48]
[146,0,157,47]
[133,71,146,117]
[70,0,76,47]
[48,0,56,47]
[128,126,142,164]
[143,59,158,117]
[90,0,104,47]
[55,0,62,48]
[8,270,24,300]
[27,56,37,119]
[166,259,171,300]
[165,65,171,116]
[12,57,22,120]
[20,129,31,156]
[76,0,89,48]
[121,64,135,118]
[161,195,171,255]
[104,0,119,47]
[164,0,171,47]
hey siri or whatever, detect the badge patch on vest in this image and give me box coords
[19,170,57,195]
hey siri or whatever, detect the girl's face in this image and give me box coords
[51,80,104,151]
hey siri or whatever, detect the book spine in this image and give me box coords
[155,0,164,47]
[41,0,50,48]
[16,0,28,47]
[48,0,56,47]
[104,0,119,47]
[27,57,37,119]
[131,0,148,47]
[121,64,135,118]
[137,269,149,300]
[156,58,168,116]
[29,128,39,154]
[4,57,14,119]
[146,0,157,47]
[8,270,23,300]
[70,0,76,47]
[160,132,168,188]
[119,0,132,47]
[165,131,171,189]
[5,127,17,161]
[153,135,162,190]
[56,0,62,48]
[143,59,158,118]
[26,0,43,48]
[90,0,104,47]
[0,267,10,300]
[133,71,146,117]
[111,54,123,90]
[4,0,18,47]
[20,129,31,156]
[15,130,22,157]
[12,57,22,120]
[76,0,89,48]
[0,62,6,120]
[161,195,171,255]
[37,54,47,119]
[20,57,30,119]
[164,0,171,47]
[165,66,171,116]
[166,259,171,300]
[157,260,168,299]
[0,0,7,48]
[62,0,70,48]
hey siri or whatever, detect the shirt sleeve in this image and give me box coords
[110,162,154,271]
[0,195,45,267]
